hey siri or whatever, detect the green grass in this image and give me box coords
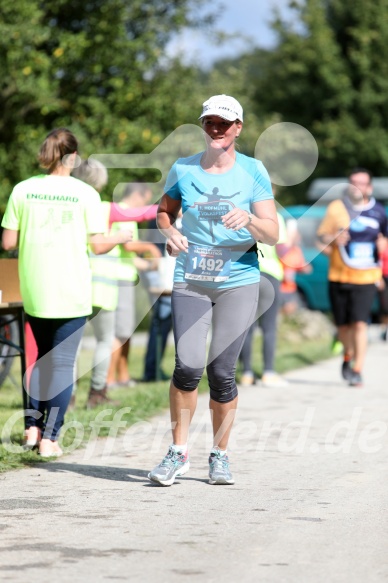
[0,315,334,472]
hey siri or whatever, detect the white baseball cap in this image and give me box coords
[199,94,243,122]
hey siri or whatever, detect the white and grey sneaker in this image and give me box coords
[208,450,234,485]
[148,446,190,486]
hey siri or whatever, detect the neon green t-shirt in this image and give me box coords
[258,212,287,281]
[89,201,120,311]
[1,174,105,318]
[113,219,139,283]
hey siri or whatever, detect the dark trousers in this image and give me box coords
[26,315,86,439]
[143,296,172,380]
[239,273,280,373]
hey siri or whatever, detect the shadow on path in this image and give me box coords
[41,462,148,483]
[40,462,209,486]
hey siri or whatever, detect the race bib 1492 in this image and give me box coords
[185,245,231,282]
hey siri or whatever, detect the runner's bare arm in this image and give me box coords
[157,194,188,256]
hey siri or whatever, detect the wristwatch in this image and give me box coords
[246,211,254,224]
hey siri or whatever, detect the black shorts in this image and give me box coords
[329,281,377,325]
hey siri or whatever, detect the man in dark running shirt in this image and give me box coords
[317,167,387,387]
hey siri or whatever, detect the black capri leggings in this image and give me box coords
[171,282,259,403]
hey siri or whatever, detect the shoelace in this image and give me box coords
[210,453,229,471]
[161,448,185,467]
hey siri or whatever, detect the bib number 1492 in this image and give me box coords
[185,245,231,282]
[191,256,223,272]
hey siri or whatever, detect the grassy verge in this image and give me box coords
[0,312,334,472]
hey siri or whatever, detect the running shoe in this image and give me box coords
[240,372,255,387]
[261,372,289,388]
[148,446,190,486]
[348,371,363,387]
[208,450,235,485]
[341,360,353,381]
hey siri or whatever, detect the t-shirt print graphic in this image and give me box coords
[190,181,241,243]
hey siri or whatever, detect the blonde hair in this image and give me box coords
[71,159,108,192]
[38,128,78,174]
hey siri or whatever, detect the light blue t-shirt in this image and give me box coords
[165,151,273,289]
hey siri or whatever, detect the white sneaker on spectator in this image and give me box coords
[240,372,255,386]
[261,372,289,388]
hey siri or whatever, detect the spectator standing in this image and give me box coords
[140,213,183,382]
[107,184,162,388]
[238,207,289,388]
[279,218,312,315]
[71,160,121,409]
[1,129,132,456]
[317,167,387,387]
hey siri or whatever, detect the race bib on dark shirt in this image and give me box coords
[348,241,374,261]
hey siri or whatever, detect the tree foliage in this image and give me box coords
[3,0,388,210]
[248,0,388,183]
[0,0,212,208]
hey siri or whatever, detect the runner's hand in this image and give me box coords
[166,233,188,256]
[222,208,251,231]
[335,228,350,246]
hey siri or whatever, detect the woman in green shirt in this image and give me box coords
[1,128,132,457]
